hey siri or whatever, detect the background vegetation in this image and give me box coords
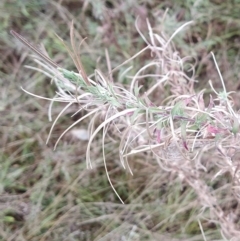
[1,0,240,240]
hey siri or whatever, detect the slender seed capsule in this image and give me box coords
[10,30,59,69]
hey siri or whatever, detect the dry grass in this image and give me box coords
[1,1,240,241]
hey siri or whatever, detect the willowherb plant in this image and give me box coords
[12,18,240,239]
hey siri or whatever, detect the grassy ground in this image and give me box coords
[1,1,240,240]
